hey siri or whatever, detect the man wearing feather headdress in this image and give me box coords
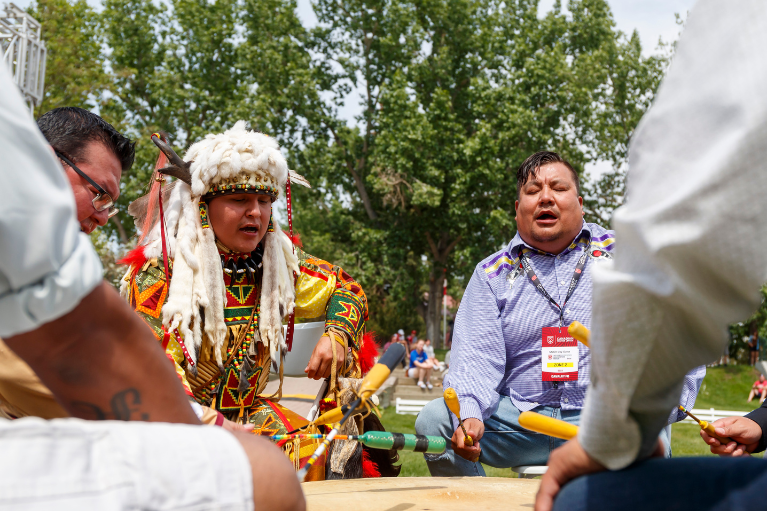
[121,122,379,480]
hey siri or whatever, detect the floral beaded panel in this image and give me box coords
[294,247,369,351]
[192,254,269,408]
[127,244,370,408]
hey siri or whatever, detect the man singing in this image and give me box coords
[416,151,703,476]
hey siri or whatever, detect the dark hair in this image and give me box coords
[516,151,580,199]
[37,107,135,172]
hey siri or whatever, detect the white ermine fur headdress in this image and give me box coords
[125,122,308,370]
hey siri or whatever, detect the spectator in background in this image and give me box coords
[407,330,418,349]
[748,375,767,404]
[424,339,443,372]
[396,333,410,368]
[409,340,434,390]
[383,334,395,353]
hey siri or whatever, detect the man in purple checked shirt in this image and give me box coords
[415,151,704,476]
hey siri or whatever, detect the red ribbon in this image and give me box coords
[286,178,296,352]
[158,173,175,350]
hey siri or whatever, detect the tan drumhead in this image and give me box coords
[302,477,538,510]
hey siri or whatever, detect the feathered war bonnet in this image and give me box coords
[129,121,307,372]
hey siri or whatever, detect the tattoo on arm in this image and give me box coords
[70,388,150,421]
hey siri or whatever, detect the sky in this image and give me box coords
[288,0,698,176]
[293,0,696,52]
[10,0,698,176]
[12,0,697,49]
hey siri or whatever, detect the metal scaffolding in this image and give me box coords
[1,3,46,111]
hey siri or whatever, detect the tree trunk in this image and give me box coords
[424,232,462,349]
[111,215,129,245]
[426,269,444,348]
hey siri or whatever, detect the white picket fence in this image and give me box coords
[395,399,750,425]
[679,408,748,423]
[395,398,433,415]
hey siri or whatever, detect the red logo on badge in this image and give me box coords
[547,336,554,344]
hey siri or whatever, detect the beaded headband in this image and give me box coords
[204,183,279,200]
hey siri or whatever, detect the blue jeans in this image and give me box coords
[553,457,767,511]
[414,396,581,476]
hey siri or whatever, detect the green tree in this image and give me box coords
[28,0,132,272]
[99,0,328,243]
[28,0,110,117]
[296,0,668,344]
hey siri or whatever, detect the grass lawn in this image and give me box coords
[378,364,765,476]
[694,364,761,412]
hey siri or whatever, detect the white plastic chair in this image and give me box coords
[512,465,548,478]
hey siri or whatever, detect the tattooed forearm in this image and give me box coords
[70,388,150,421]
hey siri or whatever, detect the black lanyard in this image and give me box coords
[519,243,590,327]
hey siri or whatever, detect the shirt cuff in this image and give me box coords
[0,233,102,338]
[578,387,643,470]
[745,405,767,453]
[459,396,483,423]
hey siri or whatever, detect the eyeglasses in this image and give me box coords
[55,150,119,219]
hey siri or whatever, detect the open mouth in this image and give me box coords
[240,225,259,234]
[536,212,557,221]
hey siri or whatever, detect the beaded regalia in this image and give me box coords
[120,122,376,480]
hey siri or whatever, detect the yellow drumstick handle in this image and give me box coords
[568,321,590,348]
[358,363,392,398]
[699,420,733,444]
[444,388,462,419]
[518,411,579,441]
[444,388,474,446]
[678,405,734,444]
[313,406,345,427]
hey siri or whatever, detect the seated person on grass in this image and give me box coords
[748,374,767,403]
[409,340,434,390]
[423,339,443,371]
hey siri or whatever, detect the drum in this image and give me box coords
[280,322,326,377]
[302,477,538,510]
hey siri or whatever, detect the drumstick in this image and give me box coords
[678,406,734,444]
[296,344,406,481]
[518,411,579,440]
[268,431,446,454]
[567,321,590,348]
[443,388,473,446]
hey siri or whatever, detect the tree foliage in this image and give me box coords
[31,0,669,343]
[28,0,109,116]
[296,0,668,342]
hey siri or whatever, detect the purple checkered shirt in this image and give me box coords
[445,222,704,424]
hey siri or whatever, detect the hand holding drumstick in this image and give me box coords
[699,415,762,456]
[444,388,483,462]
